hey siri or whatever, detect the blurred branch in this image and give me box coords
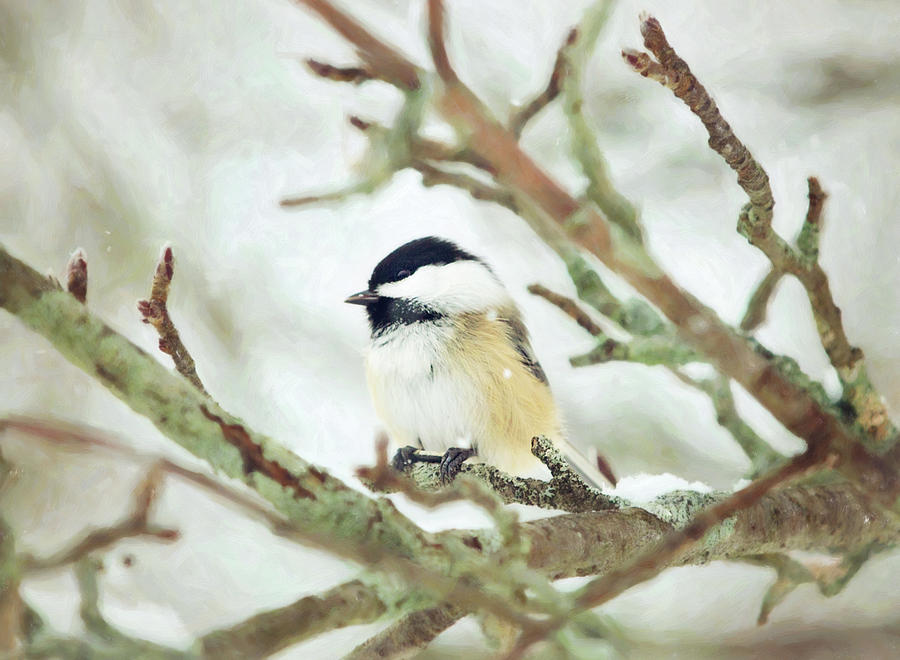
[746,542,891,625]
[197,580,387,659]
[137,246,207,395]
[740,268,784,332]
[21,463,179,574]
[293,0,421,90]
[0,464,23,653]
[305,58,374,84]
[509,29,575,137]
[673,373,783,478]
[24,558,187,659]
[345,603,465,660]
[562,1,643,242]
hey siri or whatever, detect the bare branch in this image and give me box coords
[294,0,420,90]
[345,603,465,660]
[410,161,518,213]
[137,246,207,394]
[622,16,774,227]
[797,176,827,262]
[527,283,603,336]
[22,464,178,574]
[740,268,784,332]
[197,580,386,659]
[305,58,373,84]
[426,0,458,84]
[509,29,576,137]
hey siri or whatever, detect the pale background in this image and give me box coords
[2,0,899,656]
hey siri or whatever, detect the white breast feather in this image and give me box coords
[366,321,487,453]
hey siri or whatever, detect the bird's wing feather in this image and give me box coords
[500,314,548,384]
[501,310,614,488]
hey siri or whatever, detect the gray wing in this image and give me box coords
[501,313,548,385]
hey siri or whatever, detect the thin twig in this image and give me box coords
[21,463,178,574]
[740,268,784,332]
[306,58,373,84]
[137,246,207,394]
[198,580,387,660]
[344,603,465,660]
[509,29,576,137]
[527,283,603,336]
[294,0,420,90]
[426,0,458,84]
[411,160,519,213]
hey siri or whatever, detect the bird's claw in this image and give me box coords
[391,445,422,472]
[439,447,476,484]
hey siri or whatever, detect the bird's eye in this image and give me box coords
[396,269,411,279]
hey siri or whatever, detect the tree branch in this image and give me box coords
[197,580,386,659]
[137,246,207,395]
[21,463,179,574]
[345,602,465,660]
[624,19,895,448]
[509,29,576,137]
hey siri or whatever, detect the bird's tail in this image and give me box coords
[555,437,617,489]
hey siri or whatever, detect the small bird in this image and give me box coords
[346,236,606,484]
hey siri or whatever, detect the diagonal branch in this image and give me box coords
[624,18,894,448]
[197,580,387,659]
[294,0,420,90]
[509,29,576,137]
[345,602,465,660]
[623,16,773,227]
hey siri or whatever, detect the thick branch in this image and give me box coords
[197,580,386,659]
[345,603,465,660]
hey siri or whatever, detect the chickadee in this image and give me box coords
[346,236,605,484]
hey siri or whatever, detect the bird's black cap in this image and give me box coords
[367,236,481,291]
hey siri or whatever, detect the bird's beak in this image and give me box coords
[344,290,379,306]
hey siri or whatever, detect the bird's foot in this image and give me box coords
[391,445,441,472]
[440,447,476,484]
